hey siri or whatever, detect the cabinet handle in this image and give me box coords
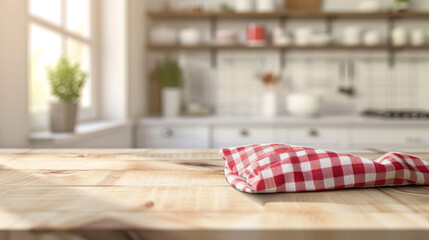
[162,128,174,137]
[414,137,423,144]
[309,128,319,137]
[240,129,250,137]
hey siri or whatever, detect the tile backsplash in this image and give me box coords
[357,57,429,111]
[146,0,429,116]
[216,51,281,116]
[176,51,429,116]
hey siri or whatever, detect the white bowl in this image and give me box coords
[286,94,321,117]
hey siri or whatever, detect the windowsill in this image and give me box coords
[29,120,133,147]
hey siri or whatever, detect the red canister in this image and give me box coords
[247,24,266,45]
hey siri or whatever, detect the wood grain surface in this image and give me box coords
[0,149,428,240]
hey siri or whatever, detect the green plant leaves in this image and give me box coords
[159,56,183,88]
[47,57,88,103]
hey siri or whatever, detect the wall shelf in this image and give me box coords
[147,11,429,68]
[148,44,429,51]
[148,11,429,19]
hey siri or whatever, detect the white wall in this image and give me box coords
[0,0,29,148]
[100,0,128,120]
[128,0,147,118]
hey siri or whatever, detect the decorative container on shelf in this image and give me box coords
[162,88,182,117]
[259,72,282,117]
[235,0,253,12]
[262,91,279,117]
[284,0,322,12]
[394,0,410,12]
[247,24,266,45]
[256,0,276,12]
[159,56,183,117]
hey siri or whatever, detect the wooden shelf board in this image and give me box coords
[148,44,429,51]
[147,11,429,19]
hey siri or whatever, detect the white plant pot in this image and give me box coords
[262,92,278,117]
[49,102,78,133]
[162,88,182,117]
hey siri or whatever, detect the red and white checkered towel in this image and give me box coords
[220,144,429,193]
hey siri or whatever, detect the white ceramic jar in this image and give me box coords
[294,28,313,46]
[179,28,201,45]
[391,27,408,46]
[256,0,275,12]
[235,0,253,12]
[358,0,381,12]
[343,26,362,46]
[363,30,382,46]
[411,29,425,46]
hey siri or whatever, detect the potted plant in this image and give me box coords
[394,0,411,12]
[47,57,87,133]
[159,56,183,117]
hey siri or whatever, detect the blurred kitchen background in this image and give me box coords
[1,0,429,150]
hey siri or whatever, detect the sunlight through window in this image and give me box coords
[28,0,95,126]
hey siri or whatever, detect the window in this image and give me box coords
[28,0,98,130]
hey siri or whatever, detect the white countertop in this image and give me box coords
[139,115,429,127]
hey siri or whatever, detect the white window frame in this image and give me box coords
[28,0,100,131]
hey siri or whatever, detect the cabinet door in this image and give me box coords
[212,126,279,148]
[351,128,429,149]
[289,127,349,149]
[138,126,209,148]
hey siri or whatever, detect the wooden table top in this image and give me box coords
[1,149,429,239]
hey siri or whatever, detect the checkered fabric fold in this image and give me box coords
[220,144,429,193]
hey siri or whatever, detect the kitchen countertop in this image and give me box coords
[1,149,429,240]
[139,115,429,127]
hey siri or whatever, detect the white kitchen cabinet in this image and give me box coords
[351,127,429,149]
[288,127,349,149]
[212,126,282,148]
[138,126,209,148]
[138,117,429,149]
